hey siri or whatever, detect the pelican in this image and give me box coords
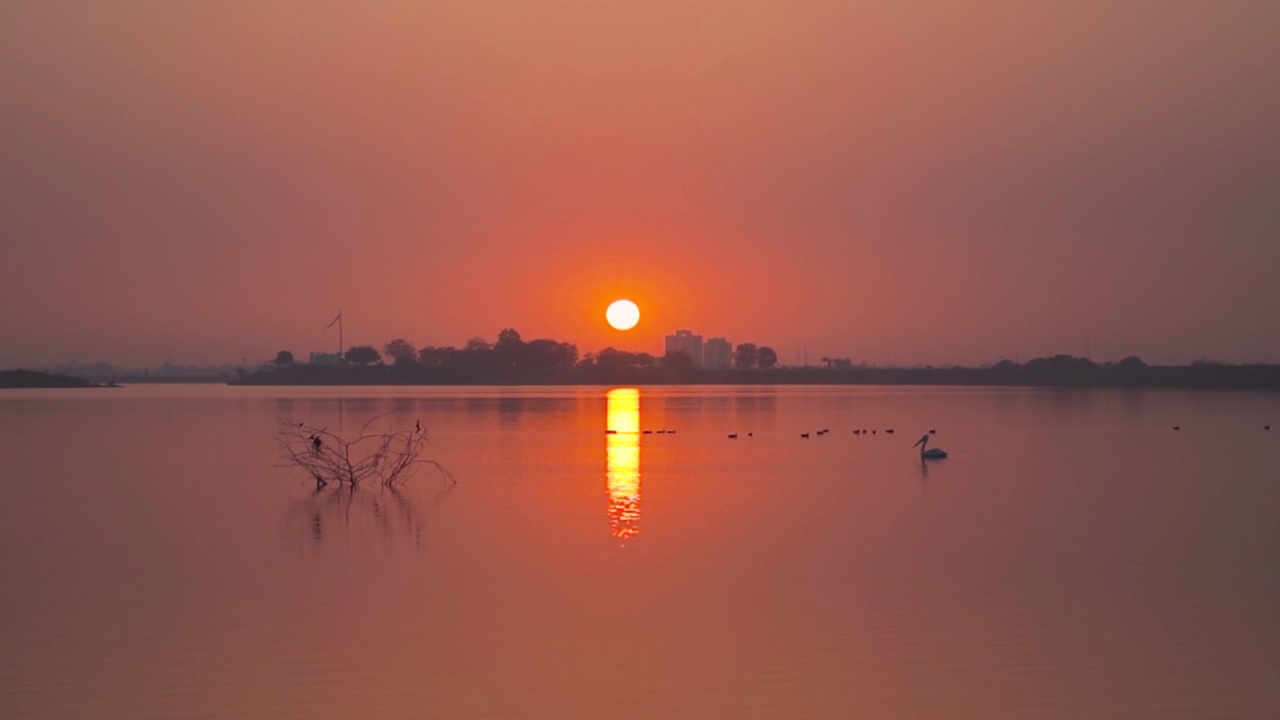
[913,434,947,459]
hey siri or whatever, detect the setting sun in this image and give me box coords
[606,299,640,331]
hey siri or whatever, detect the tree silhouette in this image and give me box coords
[734,343,759,369]
[273,350,295,365]
[417,346,454,367]
[383,338,418,366]
[497,328,522,346]
[345,345,381,366]
[758,346,778,368]
[495,328,523,369]
[662,351,695,374]
[595,347,655,371]
[523,338,578,370]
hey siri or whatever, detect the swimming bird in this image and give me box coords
[606,429,618,434]
[801,432,810,439]
[1173,426,1181,431]
[747,432,753,437]
[728,433,738,439]
[885,428,895,434]
[913,434,947,459]
[928,429,937,434]
[1266,425,1271,430]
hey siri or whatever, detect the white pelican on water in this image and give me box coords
[913,434,948,459]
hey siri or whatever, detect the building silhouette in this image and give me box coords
[665,329,704,368]
[703,337,732,370]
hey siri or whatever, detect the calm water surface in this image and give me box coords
[1,384,1278,719]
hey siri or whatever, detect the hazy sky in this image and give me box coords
[2,1,1278,367]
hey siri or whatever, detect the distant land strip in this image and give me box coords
[230,362,1280,391]
[0,369,97,388]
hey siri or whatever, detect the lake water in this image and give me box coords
[1,384,1278,719]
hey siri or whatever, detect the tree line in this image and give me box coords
[271,329,779,374]
[248,348,1280,389]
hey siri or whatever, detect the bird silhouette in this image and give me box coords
[914,434,947,459]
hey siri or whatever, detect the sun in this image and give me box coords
[606,299,640,330]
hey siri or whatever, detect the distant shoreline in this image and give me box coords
[0,369,99,388]
[230,363,1280,391]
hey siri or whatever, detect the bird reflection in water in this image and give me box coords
[606,388,641,541]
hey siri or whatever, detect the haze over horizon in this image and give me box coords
[3,1,1278,369]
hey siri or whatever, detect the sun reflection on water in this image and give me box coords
[606,388,641,541]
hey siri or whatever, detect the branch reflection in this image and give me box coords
[286,483,454,554]
[606,388,641,542]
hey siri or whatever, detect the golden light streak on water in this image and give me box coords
[605,388,641,541]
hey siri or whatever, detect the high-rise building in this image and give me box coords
[703,337,732,370]
[664,329,704,367]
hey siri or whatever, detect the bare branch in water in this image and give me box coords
[276,416,455,489]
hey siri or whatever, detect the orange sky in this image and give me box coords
[2,1,1278,367]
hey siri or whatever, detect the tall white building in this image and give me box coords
[703,337,732,370]
[664,329,704,367]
